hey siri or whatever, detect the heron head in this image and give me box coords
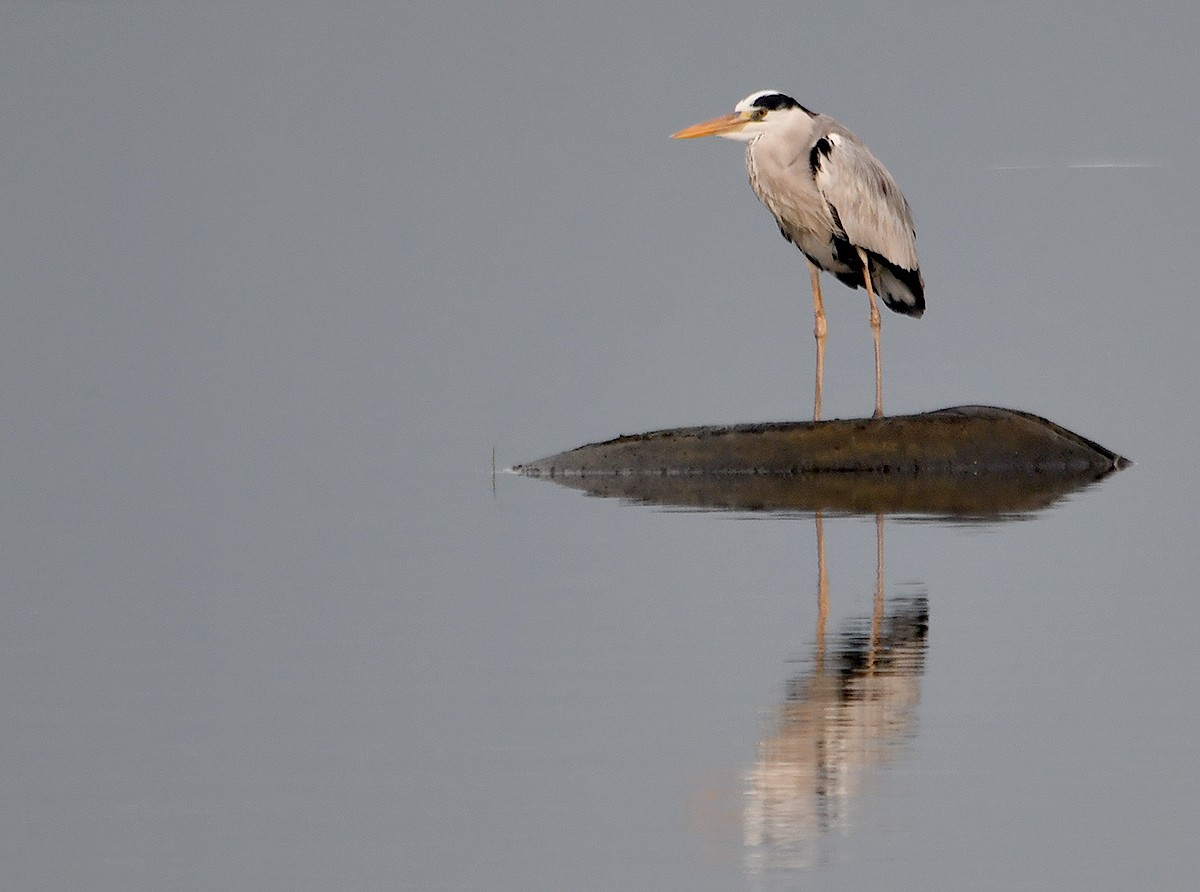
[671,90,808,142]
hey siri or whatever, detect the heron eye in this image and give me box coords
[752,108,767,121]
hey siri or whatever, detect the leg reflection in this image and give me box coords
[743,511,928,872]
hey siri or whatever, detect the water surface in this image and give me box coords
[2,2,1198,890]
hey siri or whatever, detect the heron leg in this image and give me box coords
[808,261,827,422]
[856,247,884,418]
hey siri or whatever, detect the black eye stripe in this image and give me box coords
[751,93,801,111]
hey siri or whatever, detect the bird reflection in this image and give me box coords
[743,513,928,872]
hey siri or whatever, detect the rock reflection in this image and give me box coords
[744,514,929,872]
[519,464,1115,519]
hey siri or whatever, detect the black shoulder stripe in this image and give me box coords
[809,136,834,173]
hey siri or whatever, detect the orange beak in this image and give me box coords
[671,112,748,139]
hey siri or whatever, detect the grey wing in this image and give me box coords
[811,131,919,272]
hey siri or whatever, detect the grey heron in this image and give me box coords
[672,90,924,420]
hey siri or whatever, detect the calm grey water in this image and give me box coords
[2,3,1199,890]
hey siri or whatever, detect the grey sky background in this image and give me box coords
[1,4,1198,889]
[3,2,1196,478]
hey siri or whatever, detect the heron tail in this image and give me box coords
[874,259,924,318]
